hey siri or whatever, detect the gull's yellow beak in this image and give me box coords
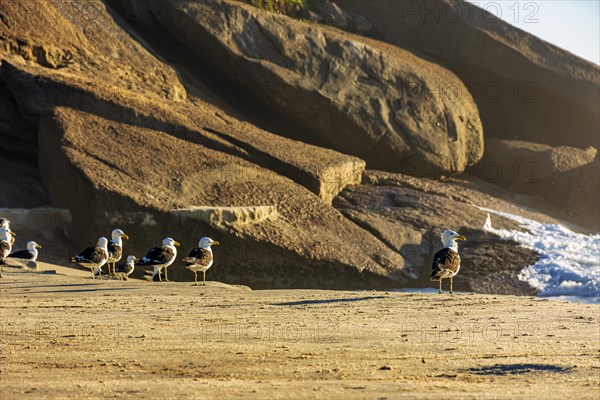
[122,234,129,240]
[173,241,181,247]
[36,244,42,249]
[456,235,466,241]
[212,241,220,246]
[10,232,15,237]
[134,257,140,263]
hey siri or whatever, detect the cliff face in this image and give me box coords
[0,0,596,289]
[149,0,484,175]
[337,0,600,149]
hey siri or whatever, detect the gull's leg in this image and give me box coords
[158,268,162,282]
[438,279,442,294]
[164,267,169,282]
[91,268,95,280]
[194,271,198,286]
[450,277,453,294]
[203,270,206,286]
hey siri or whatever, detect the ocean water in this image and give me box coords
[479,207,600,303]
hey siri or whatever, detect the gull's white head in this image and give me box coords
[0,218,10,229]
[199,237,219,249]
[162,237,181,247]
[27,241,42,251]
[97,237,109,248]
[126,255,139,264]
[441,230,466,250]
[111,229,129,241]
[0,227,13,242]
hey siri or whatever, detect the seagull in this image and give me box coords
[0,225,16,246]
[0,240,10,278]
[70,237,109,279]
[0,227,15,278]
[430,230,466,294]
[183,237,220,285]
[107,229,129,275]
[114,255,138,280]
[136,238,180,282]
[8,241,42,262]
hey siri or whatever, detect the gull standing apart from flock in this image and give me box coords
[430,230,466,294]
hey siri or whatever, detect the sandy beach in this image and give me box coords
[1,263,598,399]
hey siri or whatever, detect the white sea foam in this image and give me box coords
[479,207,600,302]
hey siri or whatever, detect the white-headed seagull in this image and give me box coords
[430,230,466,294]
[107,229,129,275]
[70,237,109,279]
[136,237,180,282]
[183,237,220,285]
[9,241,42,262]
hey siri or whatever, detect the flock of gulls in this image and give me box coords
[0,218,220,285]
[2,217,467,293]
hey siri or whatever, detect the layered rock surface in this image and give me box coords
[337,0,600,149]
[38,106,403,286]
[149,0,484,174]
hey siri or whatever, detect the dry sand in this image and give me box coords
[0,262,598,399]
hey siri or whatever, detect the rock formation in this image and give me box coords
[337,0,600,149]
[0,0,595,290]
[149,0,484,175]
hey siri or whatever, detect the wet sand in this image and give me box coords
[0,262,598,399]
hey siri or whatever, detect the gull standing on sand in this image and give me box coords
[8,241,42,262]
[70,237,109,279]
[0,219,16,246]
[107,229,129,275]
[0,237,10,278]
[430,230,466,294]
[183,237,220,285]
[136,237,180,282]
[114,255,138,280]
[0,226,15,278]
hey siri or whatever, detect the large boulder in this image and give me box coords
[2,61,365,204]
[470,139,598,230]
[337,0,600,149]
[38,106,405,288]
[149,0,484,175]
[0,0,185,101]
[472,140,595,190]
[309,1,372,34]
